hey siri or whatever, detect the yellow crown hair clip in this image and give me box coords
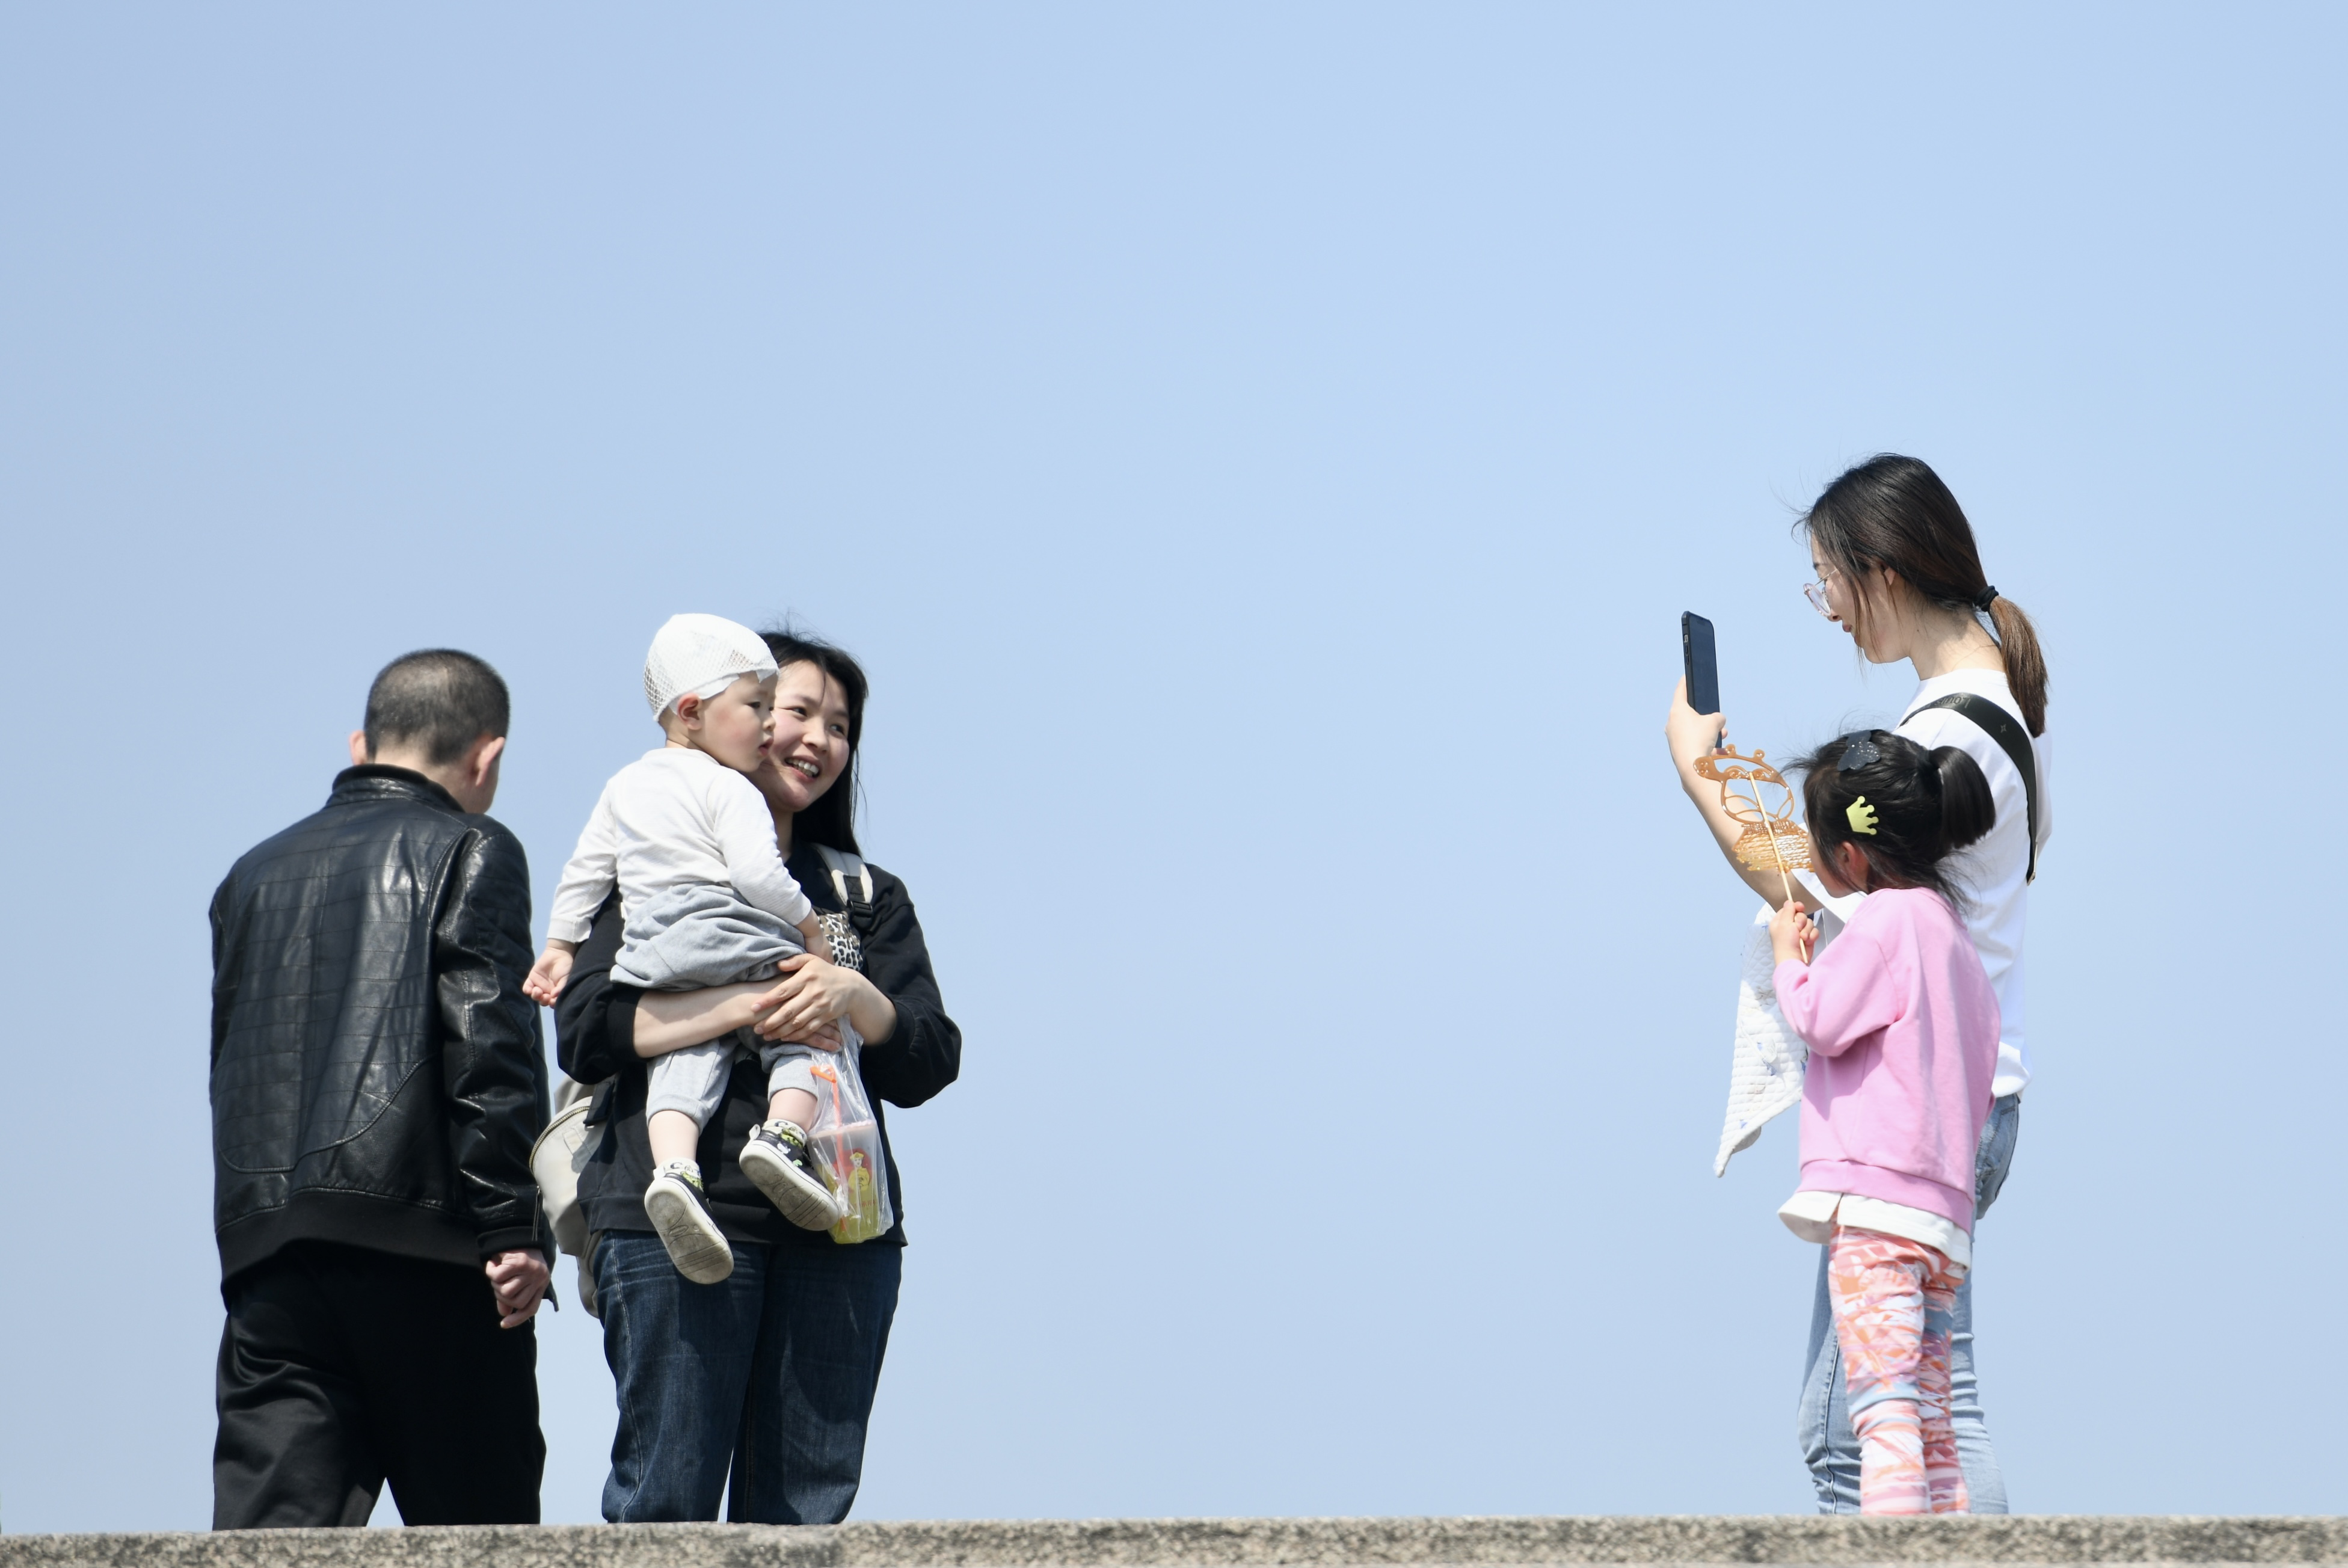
[1836,737,1884,838]
[1693,745,1813,903]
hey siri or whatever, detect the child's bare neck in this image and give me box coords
[658,718,711,760]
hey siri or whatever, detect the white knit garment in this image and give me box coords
[1713,903,1841,1176]
[642,613,778,718]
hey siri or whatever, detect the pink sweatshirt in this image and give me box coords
[1774,887,2002,1233]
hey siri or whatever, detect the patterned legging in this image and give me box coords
[1826,1226,1971,1514]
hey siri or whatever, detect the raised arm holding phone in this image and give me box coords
[1668,612,1823,914]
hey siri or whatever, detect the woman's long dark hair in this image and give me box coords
[762,628,869,856]
[1801,454,2050,737]
[1799,730,1994,910]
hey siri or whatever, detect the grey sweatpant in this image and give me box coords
[613,884,823,1129]
[642,1036,820,1128]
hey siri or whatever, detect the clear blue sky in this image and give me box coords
[2,3,2341,1531]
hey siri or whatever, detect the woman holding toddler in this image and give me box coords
[555,628,961,1525]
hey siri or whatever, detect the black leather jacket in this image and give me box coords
[209,766,550,1283]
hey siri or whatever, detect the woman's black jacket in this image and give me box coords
[554,841,960,1247]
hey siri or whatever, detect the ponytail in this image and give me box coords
[1802,454,2051,737]
[1926,743,1996,853]
[1984,595,2048,737]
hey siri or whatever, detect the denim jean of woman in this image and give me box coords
[1798,1093,2021,1513]
[594,1231,902,1523]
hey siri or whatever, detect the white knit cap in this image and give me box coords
[642,613,778,718]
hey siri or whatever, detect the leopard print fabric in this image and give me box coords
[819,909,864,974]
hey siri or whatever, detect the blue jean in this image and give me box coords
[592,1231,902,1523]
[1798,1093,2021,1514]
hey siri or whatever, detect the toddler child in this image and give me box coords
[526,613,843,1285]
[1768,730,2001,1516]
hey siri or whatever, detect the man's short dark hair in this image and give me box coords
[363,650,511,766]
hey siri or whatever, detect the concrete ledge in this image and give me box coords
[4,1518,2345,1568]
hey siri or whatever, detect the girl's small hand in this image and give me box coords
[1769,898,1816,966]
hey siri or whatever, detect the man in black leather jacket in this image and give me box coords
[209,650,551,1528]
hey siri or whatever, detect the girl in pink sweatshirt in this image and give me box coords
[1771,730,2001,1516]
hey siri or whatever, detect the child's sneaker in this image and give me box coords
[740,1121,846,1231]
[644,1160,734,1283]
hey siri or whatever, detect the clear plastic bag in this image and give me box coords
[807,1028,895,1244]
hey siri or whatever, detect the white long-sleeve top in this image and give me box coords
[546,747,813,945]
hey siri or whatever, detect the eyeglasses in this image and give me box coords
[1802,573,1836,617]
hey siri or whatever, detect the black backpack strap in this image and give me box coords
[815,844,879,932]
[1911,693,2040,883]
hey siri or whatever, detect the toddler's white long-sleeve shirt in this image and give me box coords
[546,747,813,944]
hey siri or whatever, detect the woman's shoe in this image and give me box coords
[740,1121,846,1231]
[644,1160,734,1283]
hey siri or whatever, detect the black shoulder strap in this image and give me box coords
[1912,693,2039,883]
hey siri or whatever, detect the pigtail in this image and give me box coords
[1926,745,1995,853]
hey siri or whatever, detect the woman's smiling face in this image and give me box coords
[753,660,853,815]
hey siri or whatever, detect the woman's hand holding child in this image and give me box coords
[752,950,899,1048]
[1769,898,1816,966]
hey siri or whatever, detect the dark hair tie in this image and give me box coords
[1973,585,1999,611]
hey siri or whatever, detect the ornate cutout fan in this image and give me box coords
[1694,745,1812,902]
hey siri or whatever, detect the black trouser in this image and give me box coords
[213,1241,544,1528]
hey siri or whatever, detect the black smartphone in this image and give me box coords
[1682,612,1720,716]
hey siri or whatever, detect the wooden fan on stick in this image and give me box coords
[1694,745,1812,903]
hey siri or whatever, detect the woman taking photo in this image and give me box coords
[556,630,961,1524]
[1665,455,2051,1513]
